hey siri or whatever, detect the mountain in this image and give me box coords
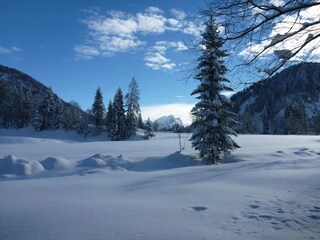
[231,62,320,134]
[153,115,183,131]
[0,65,89,132]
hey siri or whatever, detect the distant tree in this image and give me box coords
[282,101,307,134]
[92,87,105,134]
[190,17,240,164]
[205,0,320,81]
[125,77,141,137]
[53,99,63,129]
[33,89,61,131]
[307,99,320,134]
[240,106,259,134]
[144,118,155,140]
[105,100,115,136]
[62,101,86,132]
[112,88,127,141]
[138,113,144,129]
[261,106,270,134]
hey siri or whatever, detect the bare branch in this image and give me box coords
[204,0,320,85]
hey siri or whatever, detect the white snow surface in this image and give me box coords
[0,128,320,240]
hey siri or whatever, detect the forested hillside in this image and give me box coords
[231,62,320,134]
[0,65,89,132]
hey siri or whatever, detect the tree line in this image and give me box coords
[33,77,155,140]
[91,78,144,140]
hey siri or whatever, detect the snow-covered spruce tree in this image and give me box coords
[105,100,115,136]
[92,87,105,134]
[138,113,144,129]
[33,89,60,131]
[112,88,127,141]
[190,17,240,164]
[125,77,141,138]
[144,118,155,140]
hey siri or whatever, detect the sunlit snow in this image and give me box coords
[0,128,319,239]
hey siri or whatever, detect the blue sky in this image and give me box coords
[2,1,320,124]
[0,0,212,124]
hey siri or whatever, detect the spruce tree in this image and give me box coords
[112,88,126,141]
[105,100,115,136]
[144,118,155,140]
[33,89,59,131]
[92,87,105,134]
[190,17,240,164]
[282,101,307,134]
[138,113,144,129]
[125,77,141,137]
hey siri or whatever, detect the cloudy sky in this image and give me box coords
[2,1,318,124]
[0,0,213,124]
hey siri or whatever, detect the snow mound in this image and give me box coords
[0,155,44,176]
[77,153,132,170]
[40,157,72,170]
[131,151,201,172]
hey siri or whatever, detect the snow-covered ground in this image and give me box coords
[0,128,319,240]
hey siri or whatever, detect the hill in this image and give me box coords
[0,65,89,132]
[231,62,320,134]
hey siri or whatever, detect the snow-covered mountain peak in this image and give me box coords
[154,115,183,131]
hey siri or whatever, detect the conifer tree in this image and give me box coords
[190,17,240,164]
[125,77,141,137]
[138,113,144,129]
[92,87,105,134]
[33,89,60,131]
[144,118,155,140]
[112,88,126,141]
[282,101,307,134]
[105,100,115,136]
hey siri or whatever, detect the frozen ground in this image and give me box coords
[0,128,319,240]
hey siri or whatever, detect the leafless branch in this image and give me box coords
[203,0,320,85]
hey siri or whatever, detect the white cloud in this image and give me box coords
[170,9,187,20]
[98,36,145,53]
[84,10,139,38]
[11,46,21,52]
[0,47,10,54]
[141,103,194,125]
[75,7,201,60]
[137,12,167,34]
[144,52,172,70]
[0,46,21,54]
[74,45,100,59]
[174,41,189,51]
[144,41,188,71]
[145,6,164,14]
[239,3,320,61]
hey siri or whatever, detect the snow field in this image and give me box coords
[0,130,319,240]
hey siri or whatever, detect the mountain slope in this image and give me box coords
[0,65,88,130]
[153,115,183,131]
[231,62,320,134]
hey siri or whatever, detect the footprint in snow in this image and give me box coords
[308,215,320,220]
[189,206,208,212]
[249,204,260,209]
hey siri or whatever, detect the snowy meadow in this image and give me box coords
[0,129,319,240]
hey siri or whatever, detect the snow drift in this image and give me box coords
[77,153,132,170]
[40,157,72,170]
[0,155,44,176]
